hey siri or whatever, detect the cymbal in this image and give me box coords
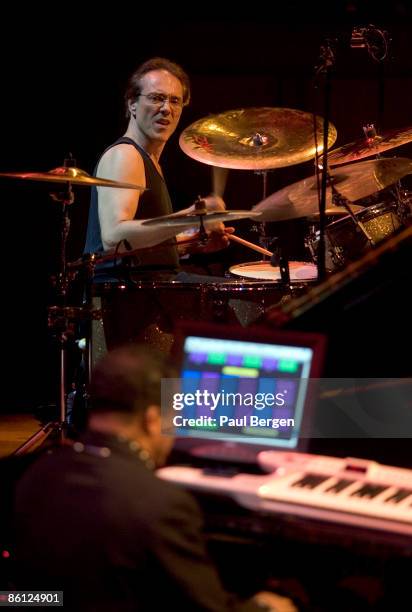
[0,166,145,190]
[142,210,261,228]
[306,207,364,221]
[325,126,412,166]
[179,107,337,170]
[253,157,412,221]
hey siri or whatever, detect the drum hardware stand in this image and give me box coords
[358,120,412,225]
[391,182,412,224]
[254,168,272,259]
[352,26,390,130]
[305,223,320,263]
[361,122,383,167]
[191,195,211,245]
[12,156,99,454]
[311,27,390,281]
[269,237,291,286]
[71,252,103,411]
[329,180,375,246]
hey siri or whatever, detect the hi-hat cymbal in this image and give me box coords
[142,210,261,228]
[253,157,412,221]
[0,166,145,190]
[325,126,412,166]
[179,108,337,170]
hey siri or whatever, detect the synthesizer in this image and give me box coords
[158,451,412,536]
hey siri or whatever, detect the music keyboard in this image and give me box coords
[158,452,412,536]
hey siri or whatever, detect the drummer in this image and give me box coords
[84,57,233,284]
[83,57,233,349]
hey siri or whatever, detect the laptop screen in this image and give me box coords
[170,323,326,462]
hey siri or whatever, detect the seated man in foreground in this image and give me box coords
[13,345,297,611]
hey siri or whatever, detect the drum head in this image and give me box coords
[229,260,318,281]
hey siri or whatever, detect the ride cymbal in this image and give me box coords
[253,157,412,221]
[325,126,412,166]
[0,166,145,190]
[180,107,337,170]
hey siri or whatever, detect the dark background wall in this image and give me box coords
[1,3,412,412]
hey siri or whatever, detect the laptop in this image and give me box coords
[168,322,326,466]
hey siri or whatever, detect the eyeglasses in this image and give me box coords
[138,93,184,109]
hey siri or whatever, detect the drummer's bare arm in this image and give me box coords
[97,145,190,250]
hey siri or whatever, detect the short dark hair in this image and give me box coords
[88,344,177,416]
[124,57,191,117]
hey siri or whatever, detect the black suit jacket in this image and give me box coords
[13,431,263,611]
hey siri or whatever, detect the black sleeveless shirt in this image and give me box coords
[84,137,179,274]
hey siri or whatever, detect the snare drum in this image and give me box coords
[229,260,318,282]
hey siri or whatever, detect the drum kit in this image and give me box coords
[3,109,411,282]
[158,110,411,282]
[2,108,412,443]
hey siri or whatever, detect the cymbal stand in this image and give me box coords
[13,157,78,454]
[194,196,210,245]
[51,169,77,433]
[254,169,273,259]
[251,165,290,280]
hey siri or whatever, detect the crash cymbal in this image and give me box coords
[253,157,412,221]
[325,126,412,166]
[0,166,145,190]
[142,210,261,228]
[179,108,337,170]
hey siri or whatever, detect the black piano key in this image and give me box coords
[291,473,330,489]
[384,488,412,504]
[324,478,355,494]
[350,483,388,499]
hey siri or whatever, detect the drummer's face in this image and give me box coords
[133,70,184,144]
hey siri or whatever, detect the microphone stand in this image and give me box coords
[314,38,336,282]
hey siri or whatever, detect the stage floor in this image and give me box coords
[0,414,42,458]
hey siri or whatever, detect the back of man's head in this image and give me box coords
[88,344,176,418]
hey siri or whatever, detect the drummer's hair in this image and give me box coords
[88,344,177,418]
[124,57,191,117]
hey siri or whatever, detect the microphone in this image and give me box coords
[350,26,367,49]
[76,338,86,351]
[350,25,389,61]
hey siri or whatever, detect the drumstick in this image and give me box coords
[227,233,273,257]
[212,166,229,197]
